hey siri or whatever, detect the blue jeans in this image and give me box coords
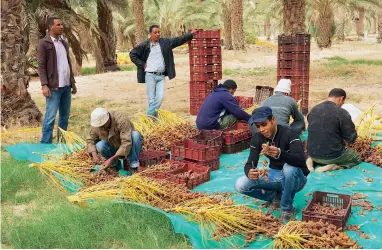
[41,86,71,143]
[235,164,307,211]
[145,73,165,117]
[95,131,142,168]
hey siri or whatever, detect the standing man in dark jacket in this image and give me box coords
[235,107,309,223]
[196,80,251,130]
[130,25,196,117]
[307,88,361,172]
[38,17,77,143]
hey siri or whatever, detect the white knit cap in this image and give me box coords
[275,79,292,94]
[90,108,109,127]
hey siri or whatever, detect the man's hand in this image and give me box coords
[144,64,147,69]
[190,29,199,34]
[99,158,113,171]
[248,168,260,180]
[42,85,51,97]
[263,146,281,158]
[91,151,100,164]
[71,85,77,95]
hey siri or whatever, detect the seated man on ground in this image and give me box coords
[235,107,309,223]
[307,88,361,172]
[261,79,305,135]
[196,79,251,130]
[87,108,143,174]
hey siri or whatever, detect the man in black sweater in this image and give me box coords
[307,88,361,172]
[235,107,309,223]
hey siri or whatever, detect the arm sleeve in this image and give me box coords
[37,41,48,86]
[339,109,357,143]
[278,132,306,168]
[87,128,99,154]
[244,134,261,177]
[170,33,193,48]
[290,101,305,132]
[129,43,146,68]
[222,95,251,121]
[115,120,133,157]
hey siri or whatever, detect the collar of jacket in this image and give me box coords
[145,38,164,49]
[43,35,67,46]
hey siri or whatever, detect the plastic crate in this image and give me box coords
[190,80,218,92]
[279,44,310,52]
[164,160,211,189]
[278,34,311,45]
[302,191,352,228]
[223,122,252,145]
[138,150,170,170]
[190,89,213,100]
[278,60,310,69]
[278,52,310,61]
[189,47,222,57]
[189,55,222,65]
[192,30,220,39]
[277,76,309,86]
[190,106,199,115]
[190,64,222,73]
[190,130,223,147]
[235,96,254,108]
[254,86,274,104]
[138,160,186,176]
[222,139,250,154]
[175,158,220,171]
[171,139,220,161]
[277,68,310,77]
[189,39,221,47]
[190,71,222,81]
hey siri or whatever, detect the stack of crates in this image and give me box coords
[189,30,222,115]
[277,34,311,114]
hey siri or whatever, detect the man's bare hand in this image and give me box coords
[190,29,199,34]
[248,168,260,180]
[264,146,281,158]
[71,85,77,95]
[91,152,100,164]
[42,85,51,97]
[99,158,112,171]
[144,64,147,69]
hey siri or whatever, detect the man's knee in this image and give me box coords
[131,131,142,142]
[95,140,108,154]
[282,164,300,179]
[234,175,251,194]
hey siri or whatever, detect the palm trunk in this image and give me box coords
[356,7,365,38]
[316,0,333,49]
[378,9,382,43]
[1,0,42,126]
[222,0,233,49]
[335,7,346,42]
[371,16,377,34]
[265,17,271,41]
[133,0,146,44]
[231,0,245,50]
[283,0,306,35]
[97,0,119,71]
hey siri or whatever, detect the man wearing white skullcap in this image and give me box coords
[87,108,142,174]
[260,79,305,134]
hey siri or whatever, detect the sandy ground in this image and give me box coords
[28,38,382,117]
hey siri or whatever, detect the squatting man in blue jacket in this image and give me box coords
[196,79,251,130]
[235,106,310,223]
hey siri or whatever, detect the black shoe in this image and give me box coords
[265,199,281,214]
[280,208,296,224]
[129,167,138,175]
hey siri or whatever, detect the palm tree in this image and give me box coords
[133,0,146,44]
[311,0,334,48]
[1,0,42,126]
[283,0,306,35]
[231,0,245,50]
[222,0,233,49]
[355,6,365,37]
[378,8,382,43]
[335,6,349,41]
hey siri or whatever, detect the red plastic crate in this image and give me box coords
[189,47,222,57]
[278,34,311,45]
[279,44,310,52]
[190,64,222,73]
[302,191,352,228]
[176,158,220,171]
[189,55,222,65]
[164,160,210,189]
[190,80,218,92]
[138,160,186,176]
[171,139,220,161]
[222,122,252,145]
[278,60,310,69]
[137,150,170,171]
[278,52,310,61]
[190,106,199,115]
[190,130,223,147]
[254,86,274,104]
[190,71,222,81]
[190,89,213,100]
[189,39,221,47]
[192,30,220,39]
[277,68,310,77]
[222,139,250,154]
[235,96,254,108]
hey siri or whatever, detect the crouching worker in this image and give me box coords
[234,107,310,223]
[87,108,143,174]
[196,79,251,130]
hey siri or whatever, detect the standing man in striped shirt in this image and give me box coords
[38,17,77,143]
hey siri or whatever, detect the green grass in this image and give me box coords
[1,154,191,248]
[223,67,275,77]
[325,56,382,66]
[81,65,135,75]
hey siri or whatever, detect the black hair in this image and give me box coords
[328,88,346,99]
[149,24,160,33]
[47,17,60,30]
[267,115,274,121]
